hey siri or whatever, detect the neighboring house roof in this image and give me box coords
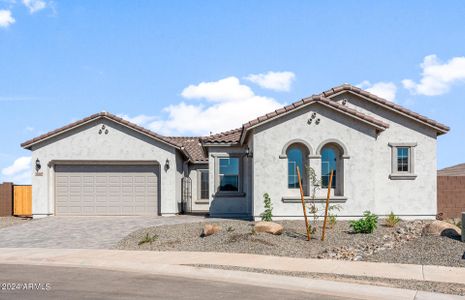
[165,136,208,163]
[438,163,465,176]
[321,84,450,134]
[201,128,242,144]
[21,112,182,151]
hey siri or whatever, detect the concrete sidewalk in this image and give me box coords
[0,248,463,300]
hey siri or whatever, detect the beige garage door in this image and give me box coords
[55,165,159,216]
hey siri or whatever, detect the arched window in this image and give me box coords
[320,144,344,195]
[287,144,307,189]
[321,147,337,188]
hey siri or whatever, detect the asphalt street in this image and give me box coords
[0,264,352,300]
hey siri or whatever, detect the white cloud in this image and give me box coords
[1,156,31,184]
[358,80,397,102]
[402,55,465,96]
[245,71,295,92]
[0,9,15,27]
[22,0,46,13]
[181,77,255,102]
[124,76,285,136]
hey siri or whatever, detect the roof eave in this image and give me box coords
[326,88,450,135]
[21,114,181,151]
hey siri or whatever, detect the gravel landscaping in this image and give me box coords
[0,217,31,229]
[116,218,465,267]
[187,264,465,296]
[367,235,465,267]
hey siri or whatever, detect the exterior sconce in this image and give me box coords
[35,158,41,172]
[165,159,170,170]
[245,146,253,158]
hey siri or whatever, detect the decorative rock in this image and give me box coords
[254,221,283,235]
[422,220,462,238]
[201,224,221,237]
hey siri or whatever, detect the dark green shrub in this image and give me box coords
[350,211,378,233]
[260,193,273,221]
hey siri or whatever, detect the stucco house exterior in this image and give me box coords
[21,84,449,219]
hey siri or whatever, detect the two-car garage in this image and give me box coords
[54,164,160,216]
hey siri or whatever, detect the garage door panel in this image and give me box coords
[55,164,159,216]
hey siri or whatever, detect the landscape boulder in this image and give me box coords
[422,220,462,238]
[201,224,221,237]
[254,221,283,235]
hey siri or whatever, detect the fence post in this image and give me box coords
[0,182,14,216]
[462,212,465,243]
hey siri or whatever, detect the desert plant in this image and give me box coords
[305,165,342,234]
[384,211,400,227]
[260,193,273,221]
[138,233,158,246]
[226,226,235,232]
[350,211,378,234]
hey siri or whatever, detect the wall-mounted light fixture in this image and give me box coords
[245,146,253,158]
[165,159,170,170]
[35,158,41,172]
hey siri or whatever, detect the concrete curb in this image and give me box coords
[0,248,463,299]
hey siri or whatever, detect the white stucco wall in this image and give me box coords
[207,146,252,218]
[251,98,438,219]
[29,118,182,217]
[187,164,210,212]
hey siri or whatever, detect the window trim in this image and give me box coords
[388,142,417,180]
[213,155,245,197]
[197,169,209,201]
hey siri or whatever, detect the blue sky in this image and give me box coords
[1,1,464,183]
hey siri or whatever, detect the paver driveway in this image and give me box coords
[0,215,205,249]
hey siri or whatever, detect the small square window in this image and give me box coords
[389,143,417,180]
[397,147,410,172]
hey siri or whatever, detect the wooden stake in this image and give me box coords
[321,169,334,241]
[297,166,311,241]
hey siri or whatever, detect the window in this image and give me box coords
[199,170,209,200]
[397,147,410,172]
[287,146,305,189]
[389,143,417,179]
[219,158,239,192]
[321,147,337,189]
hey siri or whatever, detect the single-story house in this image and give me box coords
[22,84,449,219]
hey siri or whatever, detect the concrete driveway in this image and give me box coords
[0,215,204,249]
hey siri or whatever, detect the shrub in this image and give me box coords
[385,211,400,227]
[260,193,273,221]
[138,233,158,246]
[350,211,378,234]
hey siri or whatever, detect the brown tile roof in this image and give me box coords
[242,95,390,133]
[165,136,208,163]
[21,112,181,150]
[438,163,465,176]
[201,128,242,144]
[321,84,450,134]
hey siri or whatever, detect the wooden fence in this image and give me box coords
[13,185,32,216]
[0,182,13,217]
